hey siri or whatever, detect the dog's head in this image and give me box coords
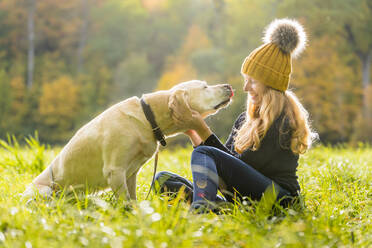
[168,80,234,118]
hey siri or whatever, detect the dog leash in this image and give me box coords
[140,97,166,200]
[145,151,159,200]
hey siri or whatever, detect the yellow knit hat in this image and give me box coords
[241,19,307,92]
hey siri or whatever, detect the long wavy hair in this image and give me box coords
[234,80,317,155]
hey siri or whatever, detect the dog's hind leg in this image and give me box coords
[106,168,131,200]
[126,170,138,200]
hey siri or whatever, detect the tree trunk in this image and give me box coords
[77,0,89,74]
[27,0,35,89]
[362,51,371,119]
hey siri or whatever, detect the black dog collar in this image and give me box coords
[140,98,167,147]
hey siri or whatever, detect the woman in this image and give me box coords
[154,19,317,212]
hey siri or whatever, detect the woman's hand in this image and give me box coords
[169,93,212,141]
[169,93,205,131]
[184,129,197,137]
[184,129,203,147]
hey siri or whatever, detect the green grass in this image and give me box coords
[0,136,371,248]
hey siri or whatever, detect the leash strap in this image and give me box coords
[140,97,164,199]
[145,151,159,200]
[140,98,167,147]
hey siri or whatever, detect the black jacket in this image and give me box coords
[202,112,300,196]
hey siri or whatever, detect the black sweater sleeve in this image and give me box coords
[202,112,288,171]
[203,133,232,154]
[202,113,245,156]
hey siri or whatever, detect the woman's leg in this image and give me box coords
[153,171,194,201]
[153,171,226,202]
[190,146,292,204]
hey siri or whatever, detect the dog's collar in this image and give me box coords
[140,98,167,147]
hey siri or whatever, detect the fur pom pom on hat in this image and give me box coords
[263,18,307,58]
[241,18,307,92]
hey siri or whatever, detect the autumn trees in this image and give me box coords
[0,0,370,144]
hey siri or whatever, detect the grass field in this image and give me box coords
[0,136,371,247]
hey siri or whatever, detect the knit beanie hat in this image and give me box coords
[241,18,307,92]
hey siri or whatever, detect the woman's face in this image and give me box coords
[243,75,265,105]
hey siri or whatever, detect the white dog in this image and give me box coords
[23,80,233,200]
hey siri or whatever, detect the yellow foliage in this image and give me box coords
[10,76,26,114]
[39,76,80,141]
[180,24,211,58]
[157,24,210,90]
[292,36,360,142]
[6,76,27,131]
[365,84,372,111]
[157,63,196,90]
[142,0,166,12]
[351,84,372,143]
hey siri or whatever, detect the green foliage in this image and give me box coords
[0,70,11,133]
[292,36,360,142]
[0,0,370,144]
[77,65,113,121]
[0,133,47,174]
[190,48,225,78]
[38,76,81,143]
[0,138,371,247]
[88,0,148,66]
[112,53,156,101]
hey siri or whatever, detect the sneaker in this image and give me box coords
[189,200,217,214]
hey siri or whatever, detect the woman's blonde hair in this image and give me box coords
[234,81,317,155]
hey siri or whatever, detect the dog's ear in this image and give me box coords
[168,89,189,121]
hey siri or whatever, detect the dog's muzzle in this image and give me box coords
[214,84,233,109]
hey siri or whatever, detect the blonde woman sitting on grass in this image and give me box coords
[154,18,318,213]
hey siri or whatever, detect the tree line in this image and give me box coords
[0,0,371,144]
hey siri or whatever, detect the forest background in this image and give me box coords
[0,0,371,145]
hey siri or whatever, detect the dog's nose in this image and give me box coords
[223,84,234,97]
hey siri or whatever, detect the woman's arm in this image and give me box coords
[201,113,246,154]
[180,112,213,144]
[184,130,203,147]
[193,119,213,141]
[184,113,246,156]
[169,91,213,143]
[183,118,213,146]
[185,129,233,155]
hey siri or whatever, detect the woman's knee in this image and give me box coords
[192,145,221,158]
[192,145,209,154]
